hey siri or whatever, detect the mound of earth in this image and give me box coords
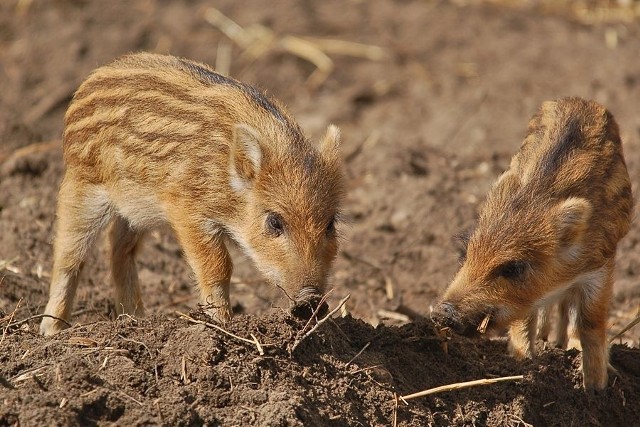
[1,311,639,426]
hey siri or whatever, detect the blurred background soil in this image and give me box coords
[1,1,640,426]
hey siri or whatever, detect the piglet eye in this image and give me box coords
[326,216,336,235]
[496,260,529,280]
[265,212,284,236]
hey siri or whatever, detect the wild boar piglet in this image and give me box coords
[40,53,345,336]
[432,97,632,390]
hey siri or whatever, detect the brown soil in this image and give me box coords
[1,1,640,426]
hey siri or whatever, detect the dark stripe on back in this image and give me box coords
[177,59,298,134]
[540,117,582,176]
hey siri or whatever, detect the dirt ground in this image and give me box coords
[1,0,640,426]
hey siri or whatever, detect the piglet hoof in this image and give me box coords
[583,378,608,393]
[39,316,69,336]
[202,305,233,325]
[507,340,534,361]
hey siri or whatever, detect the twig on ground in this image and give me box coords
[299,289,334,334]
[290,294,351,353]
[399,375,524,401]
[435,326,451,354]
[346,341,370,367]
[328,318,352,343]
[4,313,71,330]
[177,311,269,353]
[279,35,333,88]
[609,312,640,344]
[274,283,296,303]
[10,366,50,383]
[392,392,398,427]
[0,257,20,272]
[0,298,23,347]
[116,312,139,324]
[203,8,252,48]
[215,41,233,76]
[181,355,188,384]
[67,336,99,347]
[510,414,534,427]
[300,37,387,61]
[351,365,383,375]
[99,356,109,371]
[117,391,144,406]
[377,310,410,323]
[250,334,264,356]
[477,313,491,334]
[203,7,385,89]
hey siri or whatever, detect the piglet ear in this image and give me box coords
[230,124,262,191]
[553,197,592,248]
[319,124,341,161]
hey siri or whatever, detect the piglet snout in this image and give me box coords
[291,287,328,320]
[431,302,458,329]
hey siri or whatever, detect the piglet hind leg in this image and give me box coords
[40,177,113,335]
[577,263,613,391]
[508,311,538,360]
[173,222,233,324]
[110,215,145,317]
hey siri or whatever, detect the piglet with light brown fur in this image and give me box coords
[432,97,632,390]
[40,53,345,335]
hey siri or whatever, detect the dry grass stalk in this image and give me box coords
[477,313,491,334]
[609,312,640,344]
[279,35,334,87]
[290,294,351,353]
[250,333,265,356]
[0,298,23,347]
[118,391,143,406]
[215,41,233,76]
[203,8,251,48]
[204,7,386,88]
[4,313,71,330]
[400,375,524,401]
[384,274,396,301]
[99,356,109,371]
[346,341,371,367]
[11,366,50,383]
[301,37,387,60]
[377,309,410,323]
[0,257,20,273]
[435,326,451,354]
[177,311,269,353]
[351,364,383,375]
[392,392,398,427]
[299,289,334,334]
[67,336,99,347]
[181,355,188,384]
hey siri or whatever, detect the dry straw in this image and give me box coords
[399,375,525,402]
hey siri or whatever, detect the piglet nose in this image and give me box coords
[431,302,457,328]
[291,287,328,320]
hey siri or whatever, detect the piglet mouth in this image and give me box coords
[291,287,329,320]
[431,302,496,337]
